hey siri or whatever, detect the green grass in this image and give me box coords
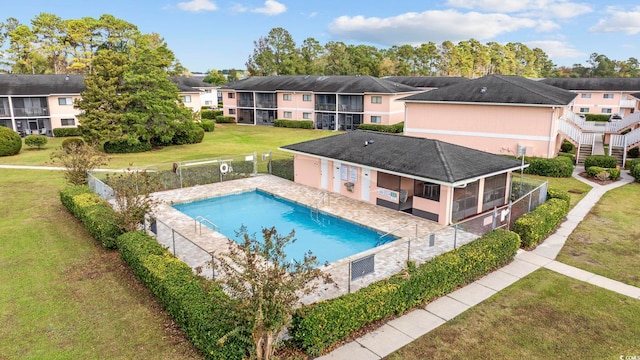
[523,173,593,208]
[557,183,640,287]
[386,269,640,359]
[0,170,201,359]
[0,124,337,169]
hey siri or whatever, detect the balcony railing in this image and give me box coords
[316,103,336,111]
[338,104,364,112]
[255,101,277,108]
[237,100,254,107]
[12,107,49,117]
[620,99,637,108]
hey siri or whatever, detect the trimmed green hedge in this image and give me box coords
[172,123,205,145]
[59,186,122,249]
[274,119,314,129]
[24,134,48,149]
[560,140,575,153]
[104,140,153,153]
[270,158,294,180]
[215,116,235,123]
[291,229,520,355]
[513,198,570,249]
[53,127,81,137]
[117,231,248,359]
[630,159,640,182]
[201,110,223,120]
[357,122,404,133]
[523,156,574,177]
[0,126,22,156]
[584,155,617,170]
[584,114,610,122]
[199,120,215,132]
[586,166,606,177]
[547,188,570,204]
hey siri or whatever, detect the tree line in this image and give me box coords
[246,27,640,79]
[0,13,187,75]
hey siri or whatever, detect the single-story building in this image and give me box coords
[280,130,527,225]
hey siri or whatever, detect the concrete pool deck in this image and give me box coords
[150,174,479,303]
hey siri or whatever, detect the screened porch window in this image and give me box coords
[452,180,479,222]
[482,173,508,211]
[414,180,440,201]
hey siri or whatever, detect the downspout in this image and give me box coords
[253,91,257,125]
[548,106,556,157]
[8,96,16,131]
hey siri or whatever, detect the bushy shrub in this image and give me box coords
[584,114,610,122]
[215,116,235,123]
[201,110,216,119]
[523,156,574,177]
[61,138,85,152]
[586,166,606,177]
[608,167,621,180]
[24,134,48,149]
[357,122,404,133]
[513,198,570,249]
[547,188,570,203]
[199,119,215,132]
[291,229,520,355]
[270,158,294,180]
[627,146,639,158]
[631,161,640,182]
[0,127,22,156]
[560,140,575,153]
[584,155,617,170]
[116,231,248,359]
[104,139,153,153]
[172,122,205,145]
[59,186,121,249]
[273,119,314,129]
[52,127,81,137]
[556,152,575,163]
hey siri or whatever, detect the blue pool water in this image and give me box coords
[172,190,389,264]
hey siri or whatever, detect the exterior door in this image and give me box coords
[320,159,328,190]
[333,162,341,192]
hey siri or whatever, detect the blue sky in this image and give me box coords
[5,0,640,73]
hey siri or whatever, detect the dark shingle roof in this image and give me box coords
[221,75,420,94]
[0,74,86,95]
[281,130,523,184]
[383,76,469,89]
[399,75,577,106]
[0,74,209,95]
[631,92,640,100]
[540,77,640,91]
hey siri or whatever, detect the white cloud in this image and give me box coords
[525,40,586,59]
[252,0,287,16]
[176,0,217,12]
[308,11,318,18]
[589,7,640,35]
[329,10,541,46]
[446,0,592,19]
[231,3,249,13]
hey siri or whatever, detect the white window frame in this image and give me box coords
[181,95,191,103]
[579,107,589,113]
[283,94,292,101]
[60,118,75,126]
[601,108,612,114]
[229,108,236,115]
[371,115,381,124]
[302,112,312,119]
[58,97,73,105]
[302,94,312,101]
[228,93,235,99]
[603,93,614,99]
[371,96,382,104]
[581,93,591,99]
[284,111,292,119]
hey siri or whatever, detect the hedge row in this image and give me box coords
[584,155,617,170]
[116,231,248,359]
[274,119,314,129]
[215,116,235,123]
[629,158,640,182]
[201,110,223,119]
[357,122,404,133]
[584,114,611,122]
[513,197,570,249]
[59,186,122,249]
[53,127,81,137]
[104,140,153,154]
[523,156,574,177]
[199,119,215,132]
[291,229,521,355]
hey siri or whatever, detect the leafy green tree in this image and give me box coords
[300,37,324,75]
[246,27,302,75]
[203,68,227,85]
[215,226,332,360]
[76,48,130,143]
[121,35,193,145]
[31,13,65,74]
[7,24,38,73]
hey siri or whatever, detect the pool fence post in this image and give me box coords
[454,225,458,249]
[172,229,176,256]
[211,253,215,279]
[348,262,351,294]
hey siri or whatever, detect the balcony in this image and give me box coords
[237,100,254,107]
[0,109,10,117]
[255,101,277,109]
[316,103,336,111]
[338,104,364,112]
[12,107,49,117]
[620,99,637,108]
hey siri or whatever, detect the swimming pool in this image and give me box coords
[172,190,391,264]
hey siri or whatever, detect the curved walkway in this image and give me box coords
[319,168,639,360]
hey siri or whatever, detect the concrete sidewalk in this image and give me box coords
[319,168,639,360]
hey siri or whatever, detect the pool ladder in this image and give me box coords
[310,192,329,222]
[194,216,220,234]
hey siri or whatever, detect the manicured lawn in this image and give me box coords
[523,174,592,208]
[0,170,201,359]
[557,183,640,287]
[386,269,640,359]
[0,124,337,169]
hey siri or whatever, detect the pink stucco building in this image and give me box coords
[281,130,525,225]
[220,75,421,129]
